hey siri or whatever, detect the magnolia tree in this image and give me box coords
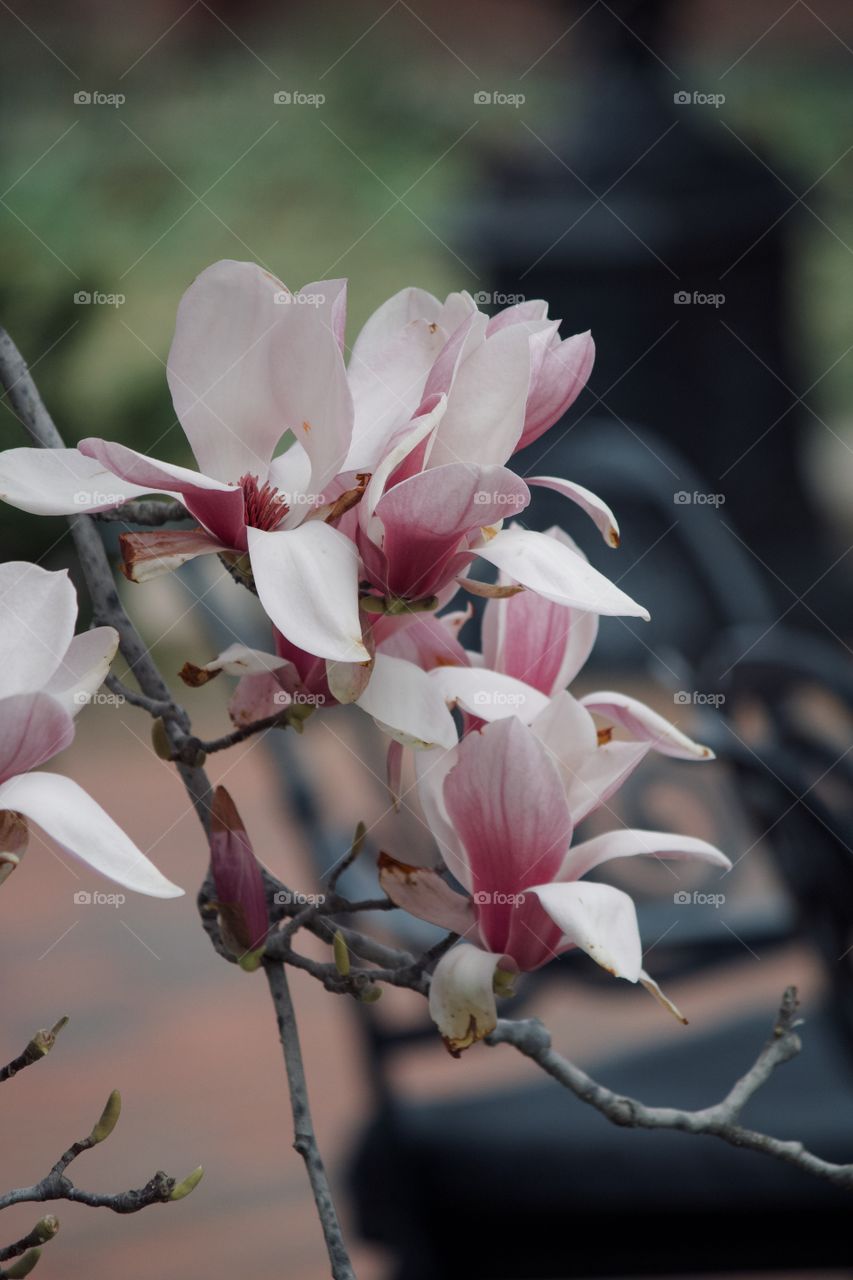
[0,263,851,1277]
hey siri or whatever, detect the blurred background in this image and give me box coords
[2,1,853,1277]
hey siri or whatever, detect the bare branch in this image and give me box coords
[95,499,189,526]
[264,963,355,1280]
[488,988,853,1191]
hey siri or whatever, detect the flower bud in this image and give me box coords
[169,1165,204,1201]
[89,1090,121,1144]
[209,788,269,969]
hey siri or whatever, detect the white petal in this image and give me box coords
[0,448,155,515]
[357,654,457,749]
[43,627,119,717]
[247,522,368,663]
[0,562,77,697]
[429,666,550,724]
[428,944,514,1054]
[476,526,650,619]
[427,324,531,469]
[194,643,289,679]
[414,745,469,887]
[560,828,731,882]
[529,880,643,980]
[0,772,183,897]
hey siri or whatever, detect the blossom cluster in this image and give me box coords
[0,261,728,1048]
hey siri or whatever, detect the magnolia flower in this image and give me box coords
[0,261,368,665]
[0,562,182,897]
[208,786,268,971]
[381,717,729,1053]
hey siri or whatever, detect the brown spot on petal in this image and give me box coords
[0,810,28,856]
[597,726,613,746]
[457,577,525,600]
[179,661,220,688]
[301,420,312,433]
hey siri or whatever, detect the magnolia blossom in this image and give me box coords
[0,562,182,897]
[381,717,729,1053]
[208,786,269,971]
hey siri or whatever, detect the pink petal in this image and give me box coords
[560,828,731,882]
[476,525,649,618]
[298,277,348,350]
[517,329,595,450]
[377,611,470,671]
[580,691,715,760]
[378,852,476,934]
[527,475,620,548]
[209,785,269,963]
[444,718,573,953]
[485,299,549,334]
[0,692,75,783]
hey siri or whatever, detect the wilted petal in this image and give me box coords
[0,810,28,886]
[378,852,476,934]
[559,828,731,882]
[180,643,289,687]
[530,881,643,981]
[248,522,368,663]
[428,944,516,1055]
[0,772,183,897]
[209,785,269,967]
[528,475,619,548]
[476,525,649,618]
[580,691,715,760]
[119,528,228,583]
[0,447,153,515]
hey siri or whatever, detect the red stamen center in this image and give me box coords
[239,474,289,532]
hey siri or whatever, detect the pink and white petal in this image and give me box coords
[120,528,228,583]
[0,448,154,515]
[580,691,715,760]
[444,720,573,953]
[0,693,75,783]
[530,880,643,981]
[168,260,295,480]
[387,738,404,810]
[559,828,731,883]
[429,666,550,724]
[427,324,531,469]
[518,329,595,449]
[44,627,118,717]
[476,526,649,619]
[485,299,550,334]
[379,852,476,934]
[79,438,245,547]
[566,740,651,826]
[363,394,447,543]
[529,691,599,779]
[184,643,290,683]
[428,944,516,1055]
[377,611,470,672]
[0,771,183,897]
[228,671,292,727]
[356,654,457,749]
[0,562,77,698]
[248,522,368,664]
[414,745,468,885]
[528,475,620,548]
[298,277,348,350]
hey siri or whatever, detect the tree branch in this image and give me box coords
[0,1019,67,1084]
[95,499,189,526]
[264,963,356,1280]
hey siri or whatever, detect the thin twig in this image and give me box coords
[0,1019,68,1084]
[264,963,356,1280]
